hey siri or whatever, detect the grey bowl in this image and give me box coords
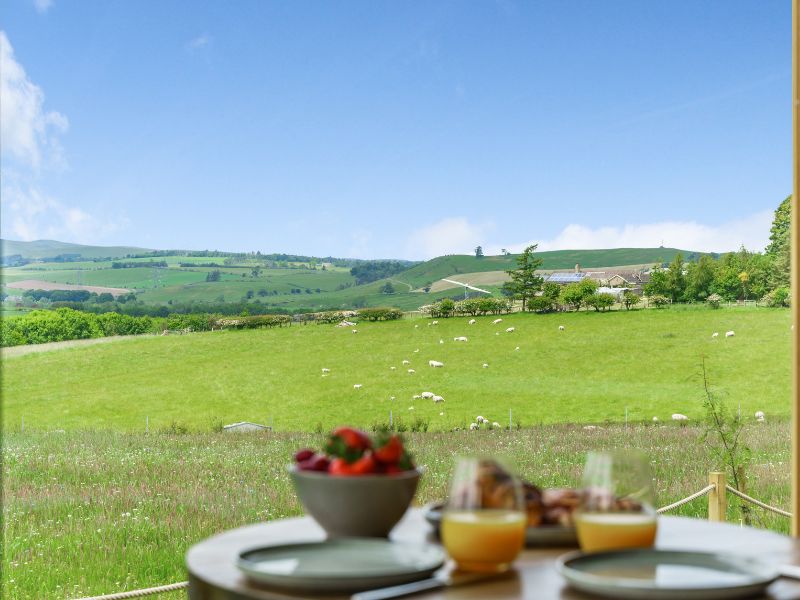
[289,467,421,538]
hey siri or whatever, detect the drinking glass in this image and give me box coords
[575,451,658,553]
[441,457,527,573]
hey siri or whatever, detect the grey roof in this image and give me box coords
[545,273,587,284]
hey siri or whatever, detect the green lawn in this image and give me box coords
[2,307,790,432]
[2,424,790,599]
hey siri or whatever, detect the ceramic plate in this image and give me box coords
[237,538,446,593]
[557,549,780,599]
[424,503,578,547]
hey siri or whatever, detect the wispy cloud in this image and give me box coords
[406,217,494,260]
[490,211,772,256]
[32,0,53,14]
[1,31,68,170]
[185,34,211,52]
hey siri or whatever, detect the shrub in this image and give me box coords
[586,293,615,312]
[763,287,790,308]
[649,295,670,309]
[622,291,641,310]
[528,296,555,313]
[357,307,403,321]
[214,314,292,329]
[439,298,455,317]
[706,293,722,309]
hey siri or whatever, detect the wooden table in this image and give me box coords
[187,509,800,599]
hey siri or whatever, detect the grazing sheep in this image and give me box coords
[725,331,735,338]
[514,346,520,351]
[468,319,476,325]
[470,423,479,431]
[321,368,330,373]
[439,339,444,344]
[439,412,444,416]
[476,415,487,424]
[390,366,396,371]
[414,324,419,328]
[432,395,444,403]
[429,360,444,368]
[583,425,598,431]
[671,413,688,422]
[402,360,410,365]
[432,320,439,325]
[492,318,503,324]
[559,325,565,331]
[420,392,435,399]
[454,336,468,342]
[353,384,362,390]
[482,363,489,368]
[409,407,415,411]
[414,349,420,353]
[495,332,500,336]
[407,369,416,374]
[506,327,515,333]
[652,416,659,422]
[390,396,396,401]
[492,421,501,429]
[754,411,765,422]
[352,329,358,334]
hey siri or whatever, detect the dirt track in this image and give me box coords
[4,279,131,296]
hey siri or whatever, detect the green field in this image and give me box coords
[1,239,151,260]
[2,307,790,432]
[2,424,790,599]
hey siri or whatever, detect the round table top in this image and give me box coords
[186,509,800,600]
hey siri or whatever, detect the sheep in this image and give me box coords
[453,336,468,342]
[712,332,719,338]
[559,325,565,331]
[495,332,500,336]
[583,425,598,431]
[506,327,515,333]
[389,396,396,401]
[432,320,439,325]
[492,318,503,324]
[420,392,435,399]
[353,384,362,390]
[408,407,415,411]
[407,369,416,374]
[439,412,444,416]
[413,349,420,353]
[514,346,520,351]
[414,324,419,329]
[725,331,735,338]
[492,421,501,429]
[755,411,765,421]
[476,415,487,424]
[671,413,688,422]
[468,319,476,325]
[470,423,479,431]
[652,416,659,422]
[390,366,396,371]
[402,360,410,365]
[482,363,489,368]
[432,395,445,403]
[352,329,358,334]
[413,394,421,399]
[321,368,330,373]
[429,360,444,368]
[439,339,444,344]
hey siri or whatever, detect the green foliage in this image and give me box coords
[356,307,403,321]
[349,261,409,285]
[622,291,640,310]
[649,295,670,308]
[763,287,790,308]
[586,293,615,312]
[379,281,395,294]
[0,308,104,346]
[706,293,722,309]
[438,298,455,317]
[474,246,484,258]
[205,269,221,282]
[665,253,686,302]
[560,279,598,311]
[504,244,544,311]
[684,255,717,301]
[214,314,292,329]
[644,267,669,298]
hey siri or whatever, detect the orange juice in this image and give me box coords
[441,509,526,572]
[575,513,657,552]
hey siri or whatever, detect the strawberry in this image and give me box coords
[298,454,330,472]
[328,457,355,476]
[373,435,403,464]
[350,452,377,475]
[325,427,371,463]
[294,448,315,463]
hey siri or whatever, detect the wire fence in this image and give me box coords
[72,475,793,600]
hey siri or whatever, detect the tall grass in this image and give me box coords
[3,423,790,599]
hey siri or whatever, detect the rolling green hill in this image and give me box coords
[1,239,152,260]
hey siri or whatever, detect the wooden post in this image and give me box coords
[708,471,727,522]
[793,0,800,537]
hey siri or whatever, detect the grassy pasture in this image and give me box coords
[2,307,790,432]
[2,424,790,599]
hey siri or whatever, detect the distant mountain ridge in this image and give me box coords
[1,239,153,260]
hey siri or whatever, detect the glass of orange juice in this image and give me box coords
[575,451,658,553]
[440,457,526,573]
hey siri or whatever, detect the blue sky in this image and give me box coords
[0,1,792,259]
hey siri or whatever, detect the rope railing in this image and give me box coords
[656,483,715,514]
[72,473,792,600]
[725,484,793,518]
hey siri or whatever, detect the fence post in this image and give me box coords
[708,471,727,522]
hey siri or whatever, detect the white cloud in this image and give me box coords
[0,181,126,242]
[406,217,493,260]
[186,34,211,51]
[0,31,68,169]
[492,211,773,256]
[32,0,53,14]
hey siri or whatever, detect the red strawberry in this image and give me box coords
[294,448,315,463]
[329,458,355,476]
[374,435,403,464]
[350,452,377,475]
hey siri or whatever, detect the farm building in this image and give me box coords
[222,421,272,433]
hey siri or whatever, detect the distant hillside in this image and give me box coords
[1,239,152,260]
[394,248,708,289]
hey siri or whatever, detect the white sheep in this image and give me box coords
[414,324,419,329]
[390,396,396,401]
[432,320,439,325]
[476,415,487,424]
[321,368,330,373]
[409,406,415,411]
[353,384,362,390]
[583,425,598,431]
[407,369,416,374]
[671,413,688,422]
[506,327,515,333]
[413,394,421,399]
[414,349,420,353]
[352,329,358,334]
[755,411,765,421]
[420,392,435,399]
[429,360,444,368]
[559,325,565,331]
[492,318,503,324]
[495,332,499,336]
[514,346,520,351]
[439,412,444,416]
[439,339,444,344]
[482,363,489,368]
[390,366,396,371]
[402,360,410,365]
[712,332,719,338]
[454,336,468,342]
[492,421,501,429]
[470,423,479,431]
[432,395,444,403]
[725,331,735,338]
[468,319,476,325]
[652,416,659,422]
